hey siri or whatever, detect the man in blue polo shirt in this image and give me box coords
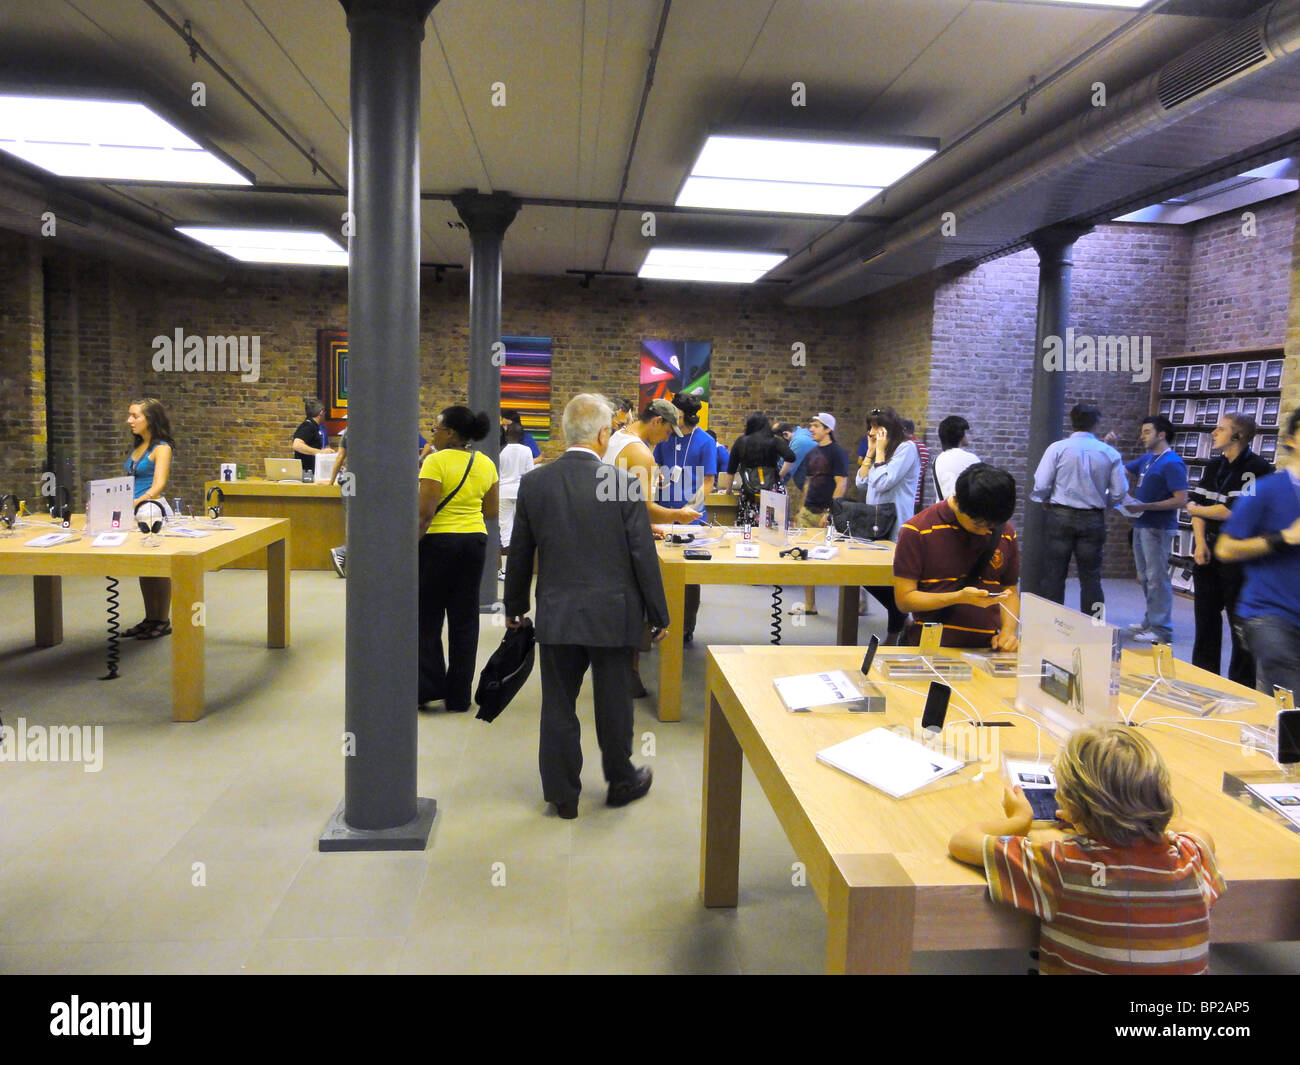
[1122,414,1188,645]
[1216,406,1300,697]
[778,422,816,514]
[654,393,716,642]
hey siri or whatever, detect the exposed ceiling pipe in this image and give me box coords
[0,163,227,280]
[138,0,343,188]
[598,0,672,273]
[785,0,1300,307]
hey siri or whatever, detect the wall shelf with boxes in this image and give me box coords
[1149,348,1285,596]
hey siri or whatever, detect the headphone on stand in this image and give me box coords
[206,485,224,519]
[0,493,19,530]
[779,546,809,560]
[49,485,71,527]
[135,499,165,536]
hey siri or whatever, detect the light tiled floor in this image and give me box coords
[1,567,1295,974]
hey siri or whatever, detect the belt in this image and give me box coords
[1049,502,1104,513]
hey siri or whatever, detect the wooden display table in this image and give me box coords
[204,479,342,571]
[701,492,739,524]
[701,644,1300,974]
[0,516,290,721]
[654,536,894,721]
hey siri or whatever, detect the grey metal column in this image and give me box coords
[1021,224,1092,601]
[451,191,519,608]
[321,0,438,851]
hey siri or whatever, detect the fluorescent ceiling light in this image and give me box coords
[638,247,786,284]
[1112,159,1298,224]
[676,133,935,216]
[0,95,251,184]
[177,227,348,266]
[678,176,882,216]
[1014,1,1147,7]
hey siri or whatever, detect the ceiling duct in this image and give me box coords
[786,0,1300,307]
[0,162,227,280]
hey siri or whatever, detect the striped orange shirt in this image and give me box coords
[983,832,1226,975]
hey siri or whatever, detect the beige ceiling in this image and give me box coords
[0,0,1282,286]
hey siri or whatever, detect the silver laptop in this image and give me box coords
[264,458,304,482]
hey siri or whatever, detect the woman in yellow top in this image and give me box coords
[417,405,500,712]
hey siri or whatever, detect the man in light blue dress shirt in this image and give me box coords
[1031,403,1128,618]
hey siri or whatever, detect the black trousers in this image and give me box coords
[863,584,908,635]
[1041,505,1106,617]
[418,532,487,711]
[1192,556,1254,688]
[538,643,638,804]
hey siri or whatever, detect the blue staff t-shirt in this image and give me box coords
[1222,470,1300,624]
[1125,449,1187,530]
[654,426,718,526]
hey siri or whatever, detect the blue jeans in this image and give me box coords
[1131,527,1174,642]
[1242,615,1300,700]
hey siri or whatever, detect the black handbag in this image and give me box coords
[738,465,780,497]
[830,498,897,541]
[474,618,536,722]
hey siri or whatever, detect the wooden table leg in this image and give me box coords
[33,575,63,646]
[266,534,289,648]
[826,853,916,974]
[171,556,205,722]
[701,688,743,907]
[836,585,858,645]
[657,565,685,722]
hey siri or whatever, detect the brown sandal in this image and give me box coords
[135,620,172,640]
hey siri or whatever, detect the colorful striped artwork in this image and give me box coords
[638,340,711,429]
[501,335,552,441]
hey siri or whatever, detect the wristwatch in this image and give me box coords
[1265,531,1289,553]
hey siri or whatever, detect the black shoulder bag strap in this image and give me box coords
[435,450,476,514]
[937,523,1005,621]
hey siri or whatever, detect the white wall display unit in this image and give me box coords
[1149,348,1286,596]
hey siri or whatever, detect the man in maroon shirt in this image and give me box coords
[893,463,1020,650]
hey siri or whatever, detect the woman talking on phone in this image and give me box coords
[124,397,175,639]
[855,406,919,642]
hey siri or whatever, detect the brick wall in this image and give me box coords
[1185,194,1295,354]
[0,231,46,504]
[1283,195,1300,421]
[34,263,886,510]
[7,192,1297,531]
[928,221,1193,581]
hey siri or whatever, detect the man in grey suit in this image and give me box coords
[504,393,670,819]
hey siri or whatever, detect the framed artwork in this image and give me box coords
[501,335,552,442]
[638,340,711,427]
[318,329,349,422]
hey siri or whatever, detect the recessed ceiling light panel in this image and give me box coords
[0,95,251,184]
[676,131,936,216]
[177,227,347,266]
[638,247,786,284]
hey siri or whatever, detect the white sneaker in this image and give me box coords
[330,547,347,579]
[497,568,506,581]
[1130,629,1159,643]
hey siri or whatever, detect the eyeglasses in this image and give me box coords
[870,408,882,416]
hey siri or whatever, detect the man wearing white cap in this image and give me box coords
[793,413,849,615]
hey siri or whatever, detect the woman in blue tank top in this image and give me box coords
[124,398,176,639]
